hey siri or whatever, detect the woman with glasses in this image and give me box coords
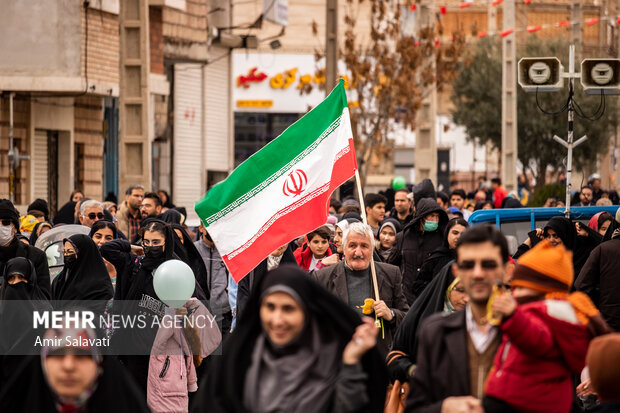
[99,219,211,399]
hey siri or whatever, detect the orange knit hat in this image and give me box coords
[512,239,573,294]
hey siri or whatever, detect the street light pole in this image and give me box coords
[554,45,587,218]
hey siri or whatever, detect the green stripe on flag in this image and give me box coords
[195,80,349,225]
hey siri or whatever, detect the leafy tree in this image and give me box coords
[451,36,619,190]
[308,1,465,183]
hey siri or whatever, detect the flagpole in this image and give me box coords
[354,170,381,302]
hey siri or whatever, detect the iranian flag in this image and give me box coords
[195,80,357,282]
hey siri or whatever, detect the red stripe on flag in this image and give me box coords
[440,6,447,15]
[411,4,417,11]
[491,0,503,6]
[524,0,531,4]
[223,140,357,281]
[556,20,570,27]
[460,2,473,9]
[500,29,514,37]
[478,31,488,38]
[527,25,542,33]
[586,17,600,26]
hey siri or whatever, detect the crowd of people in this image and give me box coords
[0,175,619,412]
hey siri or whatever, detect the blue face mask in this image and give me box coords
[423,220,439,232]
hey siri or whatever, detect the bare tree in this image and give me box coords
[307,1,465,183]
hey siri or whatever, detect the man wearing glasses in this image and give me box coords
[0,199,51,298]
[78,200,105,228]
[406,224,509,413]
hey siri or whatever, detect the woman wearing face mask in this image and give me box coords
[191,265,388,413]
[51,234,114,314]
[0,256,52,382]
[89,221,119,287]
[0,325,150,412]
[412,218,469,298]
[387,261,468,384]
[100,219,210,396]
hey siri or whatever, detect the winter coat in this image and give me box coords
[194,240,231,322]
[405,310,472,413]
[411,246,454,299]
[575,238,620,330]
[387,198,449,304]
[388,207,413,228]
[485,300,591,413]
[147,298,221,413]
[293,244,333,272]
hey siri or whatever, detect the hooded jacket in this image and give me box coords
[412,179,436,209]
[387,198,449,305]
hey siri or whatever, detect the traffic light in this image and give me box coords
[580,59,620,95]
[518,57,563,92]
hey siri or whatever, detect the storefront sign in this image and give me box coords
[233,53,348,113]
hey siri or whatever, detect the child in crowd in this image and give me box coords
[484,240,610,413]
[294,225,333,272]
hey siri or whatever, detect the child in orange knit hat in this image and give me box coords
[483,239,610,413]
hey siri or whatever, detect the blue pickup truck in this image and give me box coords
[468,206,619,255]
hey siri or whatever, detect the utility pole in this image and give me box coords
[571,0,583,61]
[553,45,587,218]
[414,0,438,184]
[501,0,518,193]
[325,0,338,95]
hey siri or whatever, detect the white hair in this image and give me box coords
[342,222,375,249]
[80,200,103,216]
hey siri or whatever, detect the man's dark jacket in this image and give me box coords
[575,238,620,330]
[0,238,50,299]
[387,198,449,304]
[405,310,470,413]
[312,260,409,356]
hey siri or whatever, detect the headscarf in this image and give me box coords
[88,220,119,240]
[543,216,576,251]
[158,209,182,225]
[29,222,52,246]
[171,223,210,298]
[0,331,149,412]
[54,201,77,225]
[0,257,52,354]
[444,277,461,313]
[379,218,402,236]
[51,234,114,302]
[124,219,206,302]
[588,212,604,231]
[191,265,388,413]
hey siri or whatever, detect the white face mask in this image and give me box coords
[0,225,14,246]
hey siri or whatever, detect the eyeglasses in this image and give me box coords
[457,259,500,270]
[0,219,12,226]
[87,212,105,220]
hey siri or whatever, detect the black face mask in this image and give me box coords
[143,245,165,260]
[4,281,30,300]
[64,254,77,268]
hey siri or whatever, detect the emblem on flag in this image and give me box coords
[282,169,308,197]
